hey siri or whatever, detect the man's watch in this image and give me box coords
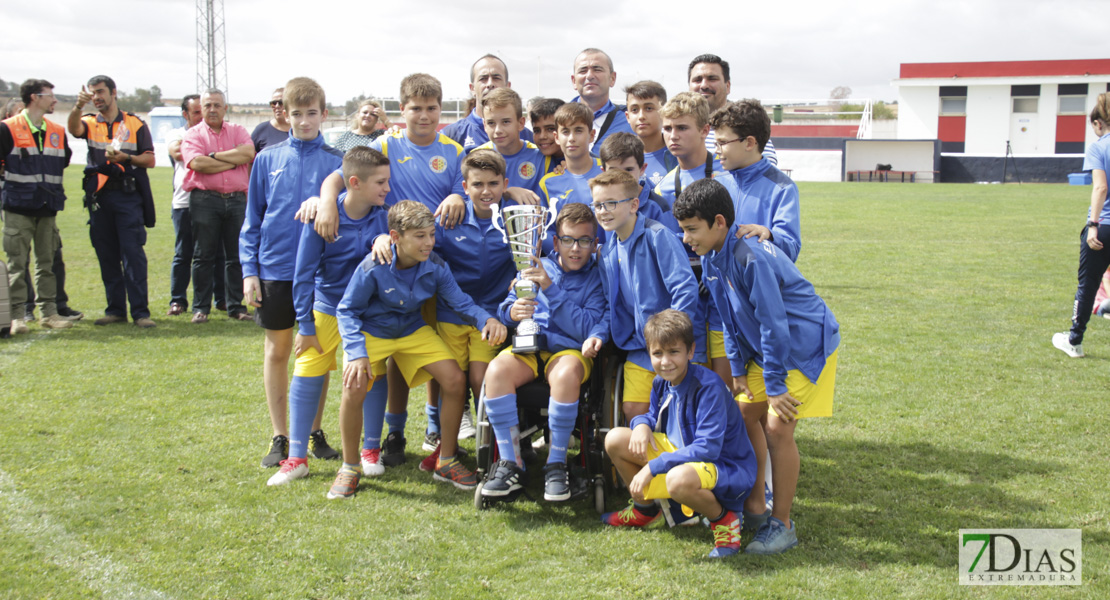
[1089,221,1101,229]
[208,152,217,159]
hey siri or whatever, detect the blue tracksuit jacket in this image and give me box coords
[497,253,607,353]
[727,158,801,262]
[433,201,516,326]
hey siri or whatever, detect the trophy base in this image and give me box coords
[511,332,544,355]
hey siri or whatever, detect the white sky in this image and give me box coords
[1,0,1104,108]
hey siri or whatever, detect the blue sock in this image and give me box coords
[385,410,407,436]
[362,378,388,450]
[484,393,521,466]
[547,398,579,465]
[425,400,441,435]
[288,375,325,460]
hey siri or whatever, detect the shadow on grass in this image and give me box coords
[7,317,265,344]
[487,437,1084,571]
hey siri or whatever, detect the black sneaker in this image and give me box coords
[261,435,289,468]
[481,460,526,497]
[57,306,84,321]
[381,431,407,467]
[308,429,340,460]
[543,462,571,501]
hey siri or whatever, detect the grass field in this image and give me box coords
[0,166,1107,599]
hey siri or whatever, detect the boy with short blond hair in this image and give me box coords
[624,80,676,187]
[481,202,607,502]
[476,88,545,194]
[601,309,755,558]
[242,76,344,468]
[674,178,838,554]
[581,170,699,421]
[329,200,508,497]
[267,146,391,486]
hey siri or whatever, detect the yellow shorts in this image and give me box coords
[707,329,726,361]
[740,350,838,419]
[642,433,718,504]
[495,347,592,384]
[347,326,456,389]
[622,361,657,404]
[293,311,341,377]
[437,322,502,371]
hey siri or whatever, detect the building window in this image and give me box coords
[940,97,967,115]
[1058,96,1086,114]
[1012,97,1038,113]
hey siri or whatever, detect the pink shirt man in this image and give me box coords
[181,120,252,194]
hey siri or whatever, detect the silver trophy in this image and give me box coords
[492,204,556,354]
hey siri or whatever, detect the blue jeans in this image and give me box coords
[89,190,149,320]
[171,206,225,308]
[189,190,245,315]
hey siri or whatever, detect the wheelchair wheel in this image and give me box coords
[475,482,487,510]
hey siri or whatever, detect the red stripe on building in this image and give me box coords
[770,124,859,138]
[901,59,1110,79]
[1056,115,1087,143]
[937,116,966,143]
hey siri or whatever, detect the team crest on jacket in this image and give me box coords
[116,124,131,142]
[50,132,60,147]
[429,156,447,173]
[518,162,536,179]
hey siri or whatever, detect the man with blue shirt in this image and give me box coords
[570,48,633,152]
[442,55,533,154]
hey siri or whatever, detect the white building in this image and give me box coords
[895,59,1110,182]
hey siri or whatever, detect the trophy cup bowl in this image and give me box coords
[492,204,556,354]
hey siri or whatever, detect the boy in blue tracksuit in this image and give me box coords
[674,178,839,555]
[581,169,701,422]
[711,99,800,262]
[420,150,517,461]
[601,309,756,559]
[241,77,345,469]
[267,147,390,487]
[624,80,678,188]
[473,88,545,197]
[538,103,603,254]
[480,202,607,502]
[329,200,508,498]
[597,132,672,227]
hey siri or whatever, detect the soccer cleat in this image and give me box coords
[327,466,360,499]
[1052,333,1084,358]
[267,458,308,486]
[261,435,289,468]
[308,429,340,460]
[419,444,440,472]
[482,460,526,497]
[422,431,441,452]
[742,508,771,533]
[601,501,661,528]
[432,458,477,490]
[360,448,385,476]
[708,511,743,558]
[381,431,407,467]
[40,314,74,330]
[458,410,476,439]
[10,319,29,335]
[745,516,798,555]
[542,462,571,501]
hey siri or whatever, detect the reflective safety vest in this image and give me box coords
[80,111,147,193]
[1,114,67,211]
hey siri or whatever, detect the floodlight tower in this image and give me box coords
[196,0,228,98]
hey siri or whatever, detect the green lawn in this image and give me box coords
[0,168,1106,599]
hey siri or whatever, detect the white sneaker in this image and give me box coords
[267,459,309,486]
[1052,332,1084,358]
[361,448,385,476]
[40,314,74,330]
[459,410,476,439]
[10,319,29,335]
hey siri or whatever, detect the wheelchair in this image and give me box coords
[472,343,627,512]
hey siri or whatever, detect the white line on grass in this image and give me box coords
[0,335,170,599]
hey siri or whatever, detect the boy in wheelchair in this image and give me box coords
[480,202,607,501]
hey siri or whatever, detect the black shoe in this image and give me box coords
[482,460,526,497]
[57,306,84,321]
[381,431,407,467]
[543,462,571,501]
[308,429,340,460]
[215,300,227,312]
[261,435,289,468]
